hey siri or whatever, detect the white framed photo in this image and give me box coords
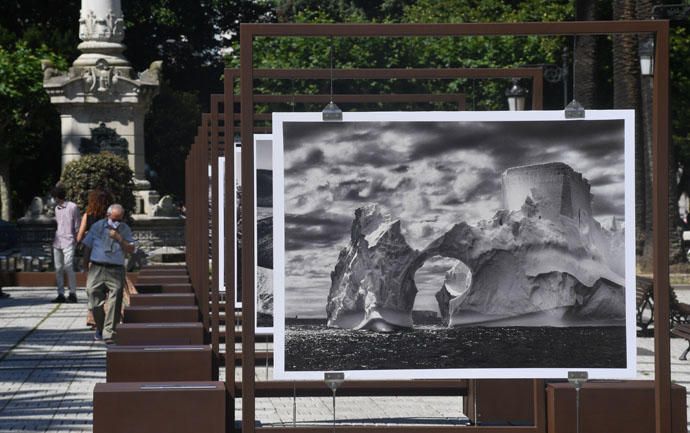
[272,110,635,381]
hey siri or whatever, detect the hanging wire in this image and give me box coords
[290,77,295,112]
[329,36,335,103]
[322,36,342,120]
[472,78,476,111]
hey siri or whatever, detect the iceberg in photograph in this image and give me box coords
[327,163,625,332]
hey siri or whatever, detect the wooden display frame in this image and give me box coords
[190,67,547,430]
[237,21,672,433]
[200,70,547,428]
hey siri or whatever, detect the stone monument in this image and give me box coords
[42,0,163,216]
[39,0,184,261]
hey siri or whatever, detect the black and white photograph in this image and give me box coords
[230,138,275,332]
[217,156,227,297]
[272,111,635,380]
[218,151,243,308]
[254,135,274,333]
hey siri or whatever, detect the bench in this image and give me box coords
[671,323,690,361]
[671,289,690,325]
[636,276,690,329]
[637,276,654,330]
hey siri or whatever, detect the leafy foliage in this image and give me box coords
[226,0,573,111]
[144,82,202,200]
[671,23,690,198]
[123,0,274,101]
[60,153,135,218]
[0,41,66,213]
[0,1,273,215]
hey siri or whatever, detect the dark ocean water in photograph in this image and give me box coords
[284,325,626,371]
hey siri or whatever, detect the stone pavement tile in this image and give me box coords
[0,288,101,433]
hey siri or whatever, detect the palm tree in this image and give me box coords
[573,0,598,108]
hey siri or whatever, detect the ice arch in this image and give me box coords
[412,256,471,324]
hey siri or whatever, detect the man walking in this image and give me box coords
[51,184,80,303]
[82,204,135,343]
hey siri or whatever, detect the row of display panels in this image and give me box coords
[215,110,636,381]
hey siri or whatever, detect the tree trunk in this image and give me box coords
[635,0,684,263]
[573,0,598,108]
[613,0,648,262]
[0,161,11,221]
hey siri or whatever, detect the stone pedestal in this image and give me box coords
[131,215,185,252]
[43,0,162,210]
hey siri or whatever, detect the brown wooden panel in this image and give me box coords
[234,379,468,397]
[93,382,225,433]
[106,345,213,382]
[255,427,526,433]
[464,379,535,425]
[123,306,200,323]
[129,293,196,307]
[135,283,194,294]
[0,271,138,287]
[116,323,204,346]
[137,270,188,279]
[141,265,186,272]
[135,275,189,285]
[546,381,687,433]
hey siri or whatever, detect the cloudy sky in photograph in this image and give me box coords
[281,119,626,317]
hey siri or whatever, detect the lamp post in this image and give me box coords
[639,37,655,77]
[506,78,527,111]
[541,46,570,108]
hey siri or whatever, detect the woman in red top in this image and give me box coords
[77,189,110,328]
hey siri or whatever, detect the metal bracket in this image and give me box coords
[568,371,588,388]
[324,372,344,432]
[568,371,588,433]
[324,372,345,391]
[565,99,585,119]
[322,101,342,121]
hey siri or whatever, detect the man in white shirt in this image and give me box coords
[51,184,80,303]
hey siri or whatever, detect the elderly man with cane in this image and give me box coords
[82,204,135,343]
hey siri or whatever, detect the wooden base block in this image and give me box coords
[138,269,188,277]
[464,379,534,425]
[136,275,189,285]
[129,293,196,306]
[123,306,200,323]
[115,323,204,345]
[93,382,225,433]
[106,345,212,382]
[546,381,687,433]
[0,272,137,287]
[143,264,186,270]
[135,283,193,294]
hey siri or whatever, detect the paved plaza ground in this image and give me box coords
[0,286,689,432]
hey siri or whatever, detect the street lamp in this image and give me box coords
[541,46,570,108]
[638,37,655,77]
[506,78,527,111]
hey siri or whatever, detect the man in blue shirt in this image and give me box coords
[82,203,135,343]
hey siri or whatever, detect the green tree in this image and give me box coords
[0,0,273,211]
[144,82,202,200]
[227,0,573,111]
[0,41,65,220]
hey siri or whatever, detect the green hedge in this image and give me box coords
[60,152,135,217]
